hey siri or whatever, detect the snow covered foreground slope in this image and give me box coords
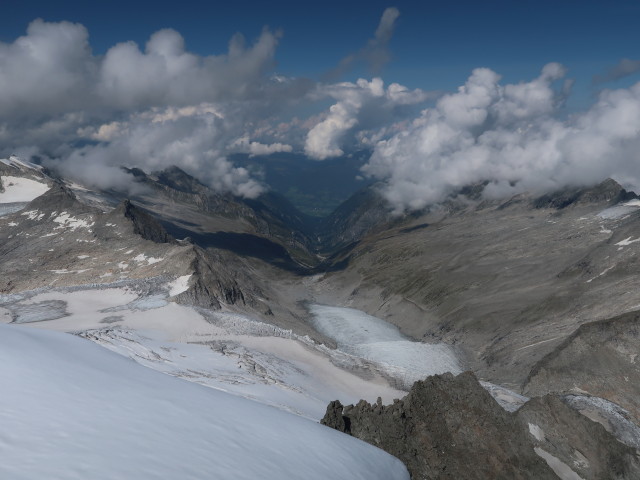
[0,324,409,480]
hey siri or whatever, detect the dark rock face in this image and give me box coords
[122,166,321,268]
[116,200,173,244]
[533,178,636,210]
[318,185,394,251]
[322,372,556,479]
[517,395,640,480]
[173,247,251,310]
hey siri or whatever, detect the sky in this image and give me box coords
[2,1,640,210]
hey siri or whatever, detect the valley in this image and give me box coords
[2,154,640,479]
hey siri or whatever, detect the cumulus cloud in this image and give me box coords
[7,18,637,212]
[0,20,285,197]
[304,77,430,159]
[98,28,280,109]
[230,135,293,156]
[0,20,280,119]
[0,19,96,119]
[60,105,264,197]
[1,15,413,196]
[594,58,640,84]
[364,63,640,212]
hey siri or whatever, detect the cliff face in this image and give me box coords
[322,372,640,480]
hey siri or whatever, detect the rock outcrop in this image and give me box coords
[173,247,250,310]
[322,372,640,479]
[517,395,640,480]
[322,372,556,479]
[117,199,174,244]
[533,178,637,210]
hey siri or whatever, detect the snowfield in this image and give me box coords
[0,324,409,480]
[0,175,49,203]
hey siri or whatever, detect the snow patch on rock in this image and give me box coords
[21,209,45,221]
[168,274,192,296]
[528,423,545,441]
[133,253,163,265]
[534,448,585,480]
[53,212,94,231]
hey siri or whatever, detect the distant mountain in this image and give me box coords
[230,151,374,217]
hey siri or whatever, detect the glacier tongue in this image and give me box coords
[309,304,462,388]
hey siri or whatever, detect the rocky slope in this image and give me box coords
[524,311,640,425]
[315,180,640,389]
[118,166,320,269]
[0,180,326,337]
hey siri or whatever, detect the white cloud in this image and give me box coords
[0,20,282,197]
[231,135,293,156]
[51,104,264,198]
[5,19,638,211]
[97,28,280,109]
[305,78,430,160]
[364,64,640,212]
[0,19,96,119]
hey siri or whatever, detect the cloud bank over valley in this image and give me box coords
[2,12,640,211]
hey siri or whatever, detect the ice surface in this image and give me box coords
[0,324,409,480]
[480,381,529,412]
[598,203,640,219]
[563,395,640,449]
[0,175,49,203]
[80,326,403,419]
[309,304,461,387]
[0,155,43,171]
[8,300,68,323]
[0,203,27,217]
[102,293,168,311]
